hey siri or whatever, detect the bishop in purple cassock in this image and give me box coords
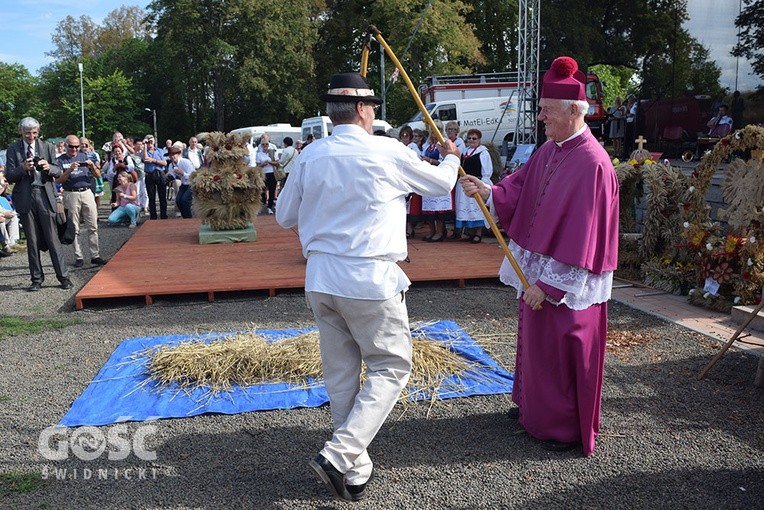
[460,56,619,456]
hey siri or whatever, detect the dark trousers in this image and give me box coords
[175,184,193,218]
[625,122,636,155]
[146,173,168,219]
[262,173,277,209]
[21,189,69,284]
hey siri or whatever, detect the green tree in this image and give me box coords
[0,63,42,147]
[146,0,322,134]
[37,60,147,144]
[734,0,764,85]
[468,0,517,73]
[47,15,102,60]
[61,70,149,145]
[589,64,636,108]
[48,7,151,61]
[641,30,723,99]
[313,0,485,125]
[235,0,322,127]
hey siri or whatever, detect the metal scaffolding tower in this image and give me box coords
[515,0,540,146]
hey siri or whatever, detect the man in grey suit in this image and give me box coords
[5,117,72,291]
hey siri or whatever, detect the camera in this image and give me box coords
[32,156,47,172]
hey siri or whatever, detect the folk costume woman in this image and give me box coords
[420,121,454,242]
[455,128,492,243]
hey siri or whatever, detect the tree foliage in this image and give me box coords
[734,0,764,86]
[313,0,485,125]
[469,0,517,73]
[47,7,151,61]
[641,29,723,99]
[0,64,42,147]
[589,65,636,108]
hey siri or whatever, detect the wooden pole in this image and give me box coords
[698,298,764,380]
[367,25,532,292]
[360,35,371,78]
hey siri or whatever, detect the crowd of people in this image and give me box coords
[0,118,314,281]
[400,119,493,244]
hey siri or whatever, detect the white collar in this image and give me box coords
[555,125,587,147]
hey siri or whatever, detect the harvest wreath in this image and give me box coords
[191,131,265,230]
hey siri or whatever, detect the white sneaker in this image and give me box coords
[267,208,274,215]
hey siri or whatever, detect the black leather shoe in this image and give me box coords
[60,279,73,290]
[507,407,520,420]
[346,469,374,502]
[539,440,580,452]
[73,259,84,267]
[309,454,350,501]
[0,249,11,258]
[28,282,42,292]
[90,257,107,266]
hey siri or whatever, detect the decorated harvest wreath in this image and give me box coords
[191,131,265,230]
[618,125,764,311]
[678,125,764,310]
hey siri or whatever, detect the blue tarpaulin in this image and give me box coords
[59,320,513,427]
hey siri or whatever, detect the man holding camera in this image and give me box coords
[6,117,71,290]
[57,134,106,268]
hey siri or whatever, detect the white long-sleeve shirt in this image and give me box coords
[276,123,459,300]
[170,157,196,185]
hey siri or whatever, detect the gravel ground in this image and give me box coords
[2,213,763,509]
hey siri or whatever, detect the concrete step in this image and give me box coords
[731,304,764,333]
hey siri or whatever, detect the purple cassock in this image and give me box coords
[491,126,619,456]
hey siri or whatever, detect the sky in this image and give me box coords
[0,0,760,93]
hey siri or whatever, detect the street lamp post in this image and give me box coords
[145,108,157,141]
[78,63,85,137]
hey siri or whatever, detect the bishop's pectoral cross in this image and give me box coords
[635,135,647,151]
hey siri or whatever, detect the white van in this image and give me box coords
[229,123,301,148]
[404,96,519,145]
[300,116,394,141]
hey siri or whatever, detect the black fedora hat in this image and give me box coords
[319,72,383,105]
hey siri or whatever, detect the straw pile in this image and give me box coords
[137,327,488,404]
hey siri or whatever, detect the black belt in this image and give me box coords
[66,187,91,192]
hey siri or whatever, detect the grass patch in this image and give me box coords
[0,316,80,339]
[0,471,44,497]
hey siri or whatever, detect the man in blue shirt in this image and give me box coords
[57,134,105,267]
[141,135,169,219]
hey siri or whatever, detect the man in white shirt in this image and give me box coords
[256,133,279,214]
[276,72,461,502]
[167,145,196,218]
[706,104,733,136]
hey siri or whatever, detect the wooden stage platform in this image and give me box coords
[75,217,505,309]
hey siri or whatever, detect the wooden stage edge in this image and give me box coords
[75,217,505,310]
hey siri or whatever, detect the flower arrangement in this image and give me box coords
[191,132,265,231]
[676,125,764,310]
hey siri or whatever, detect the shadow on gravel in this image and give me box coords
[515,467,764,509]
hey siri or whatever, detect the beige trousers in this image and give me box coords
[63,189,100,260]
[306,291,412,485]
